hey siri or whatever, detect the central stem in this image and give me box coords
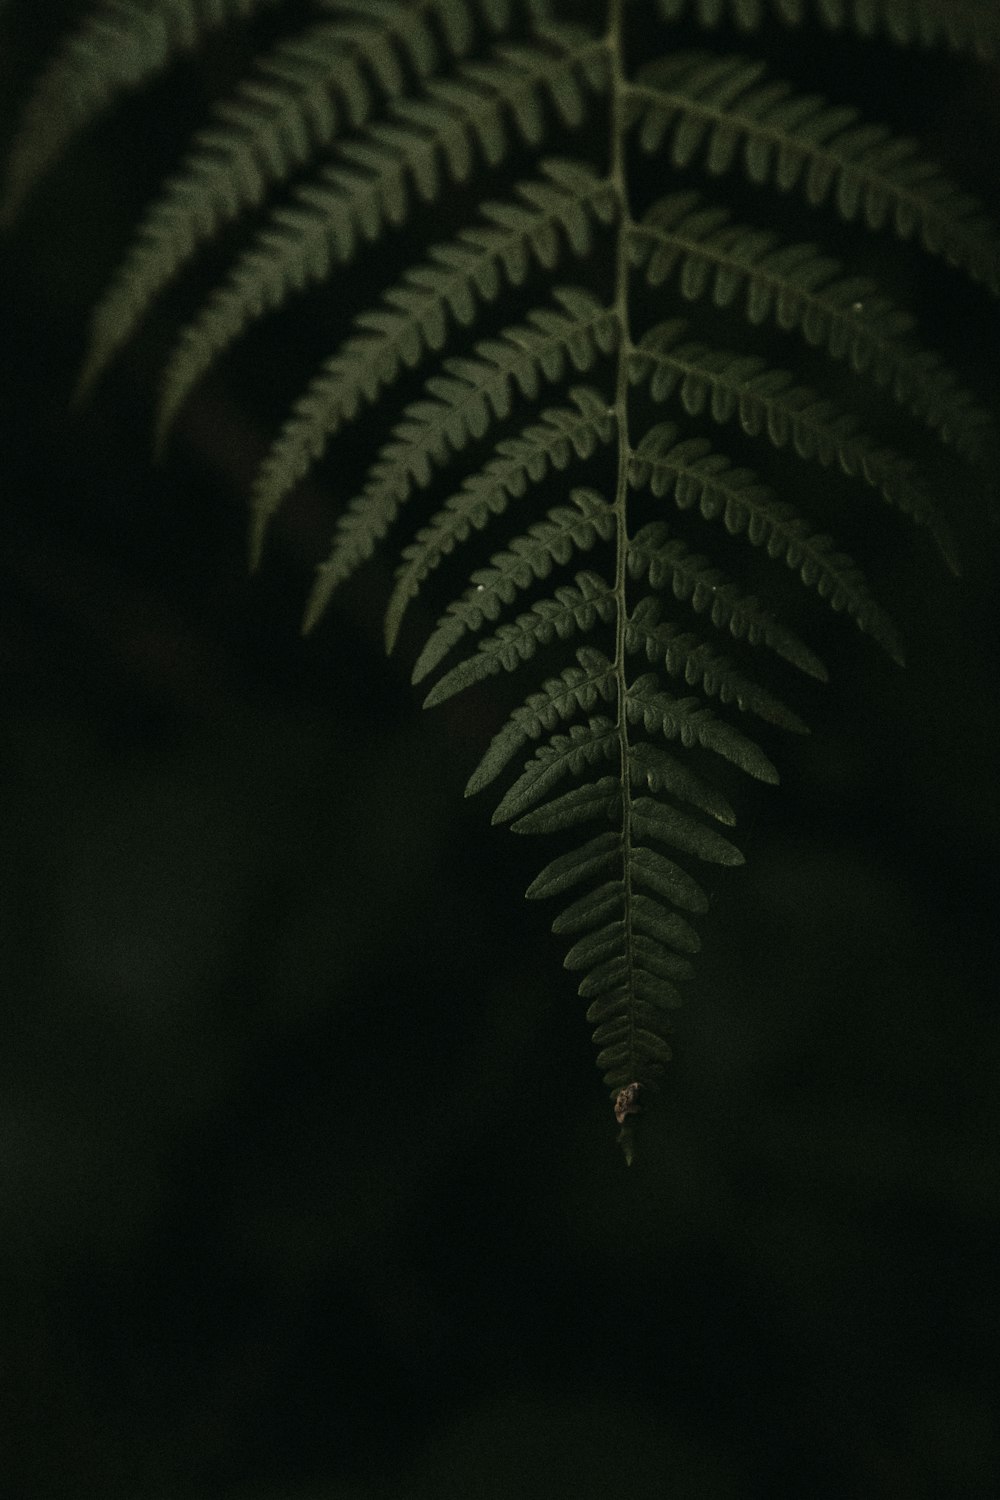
[607,0,638,1111]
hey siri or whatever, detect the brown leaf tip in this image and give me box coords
[614,1082,643,1126]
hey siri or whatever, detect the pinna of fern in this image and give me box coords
[2,0,997,1160]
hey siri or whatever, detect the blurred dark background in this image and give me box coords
[1,4,998,1497]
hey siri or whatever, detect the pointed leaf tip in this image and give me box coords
[247,514,267,577]
[383,604,404,656]
[301,570,333,636]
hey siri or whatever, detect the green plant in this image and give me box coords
[4,0,997,1160]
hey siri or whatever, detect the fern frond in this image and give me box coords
[0,0,283,228]
[411,483,615,679]
[806,0,1000,57]
[10,0,997,1155]
[422,570,617,706]
[628,740,735,824]
[250,160,617,568]
[483,665,772,821]
[155,22,610,446]
[388,393,615,651]
[629,422,904,661]
[303,289,619,632]
[523,800,718,1157]
[625,671,779,783]
[510,775,622,834]
[626,595,809,732]
[630,320,959,572]
[553,886,701,954]
[627,519,828,681]
[77,1,518,397]
[509,729,755,1143]
[629,192,993,462]
[523,831,621,900]
[494,717,736,826]
[464,646,617,797]
[491,715,620,822]
[653,0,1000,58]
[527,831,708,911]
[625,791,747,863]
[626,53,1000,294]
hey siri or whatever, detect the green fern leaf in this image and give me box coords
[491,716,620,823]
[390,399,615,653]
[527,833,709,916]
[628,793,746,864]
[11,0,997,1154]
[629,422,905,662]
[549,882,632,940]
[155,23,610,446]
[464,647,617,797]
[250,160,617,569]
[630,321,959,572]
[510,738,747,1142]
[626,595,810,733]
[412,483,615,680]
[495,721,735,826]
[627,519,828,681]
[302,289,619,632]
[509,775,622,835]
[422,570,617,706]
[628,740,735,824]
[77,1,518,397]
[654,0,1000,58]
[629,192,993,462]
[627,52,1000,293]
[523,832,622,901]
[0,0,283,228]
[625,671,780,783]
[626,844,711,913]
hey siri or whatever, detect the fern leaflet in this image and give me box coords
[302,289,619,630]
[155,22,611,446]
[250,160,617,567]
[626,51,1000,294]
[0,0,284,228]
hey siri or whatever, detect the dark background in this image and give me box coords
[1,4,998,1496]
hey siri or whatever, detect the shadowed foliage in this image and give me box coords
[3,0,997,1159]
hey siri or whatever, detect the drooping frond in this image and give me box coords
[488,658,777,1158]
[524,796,713,1167]
[626,52,1000,294]
[652,0,1000,59]
[491,716,620,822]
[155,21,611,446]
[10,0,997,1158]
[627,740,735,824]
[303,289,619,631]
[628,192,993,462]
[411,483,615,678]
[622,673,779,786]
[628,519,827,678]
[77,0,519,397]
[629,320,959,571]
[389,392,615,652]
[525,822,711,914]
[465,646,618,796]
[423,570,618,705]
[628,422,904,660]
[493,720,735,825]
[625,595,809,732]
[250,160,617,567]
[0,0,283,228]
